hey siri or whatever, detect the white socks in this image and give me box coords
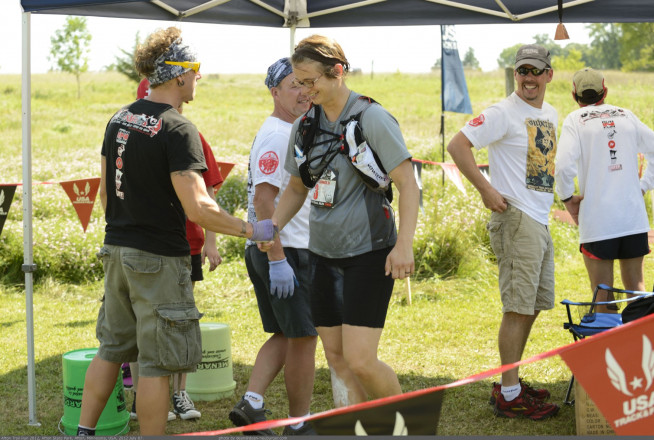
[289,412,311,429]
[244,391,264,409]
[501,383,521,402]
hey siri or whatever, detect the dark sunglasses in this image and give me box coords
[516,66,550,76]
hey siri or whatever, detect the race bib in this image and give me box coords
[311,169,337,208]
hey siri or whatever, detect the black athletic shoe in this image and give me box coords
[229,397,275,435]
[282,422,316,435]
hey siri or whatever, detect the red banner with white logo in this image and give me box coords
[560,314,654,434]
[0,184,18,237]
[215,161,235,192]
[59,178,100,232]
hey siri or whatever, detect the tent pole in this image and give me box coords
[22,10,40,427]
[440,25,445,187]
[289,24,296,56]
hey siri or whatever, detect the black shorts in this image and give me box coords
[580,233,650,260]
[309,247,395,329]
[190,253,203,282]
[245,245,317,338]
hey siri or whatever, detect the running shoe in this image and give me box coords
[489,379,551,405]
[494,387,559,421]
[229,396,275,435]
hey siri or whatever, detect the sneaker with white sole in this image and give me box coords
[229,396,275,435]
[172,390,201,420]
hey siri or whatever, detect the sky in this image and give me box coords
[5,1,592,75]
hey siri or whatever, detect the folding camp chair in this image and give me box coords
[560,283,654,405]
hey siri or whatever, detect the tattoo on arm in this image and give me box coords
[240,220,247,237]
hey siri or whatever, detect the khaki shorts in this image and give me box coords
[95,245,203,377]
[487,205,555,315]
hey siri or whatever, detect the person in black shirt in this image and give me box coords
[77,27,274,436]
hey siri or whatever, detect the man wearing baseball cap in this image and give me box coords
[448,44,559,420]
[556,68,654,308]
[228,57,316,435]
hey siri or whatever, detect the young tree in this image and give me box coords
[462,47,480,70]
[49,16,91,99]
[108,32,142,83]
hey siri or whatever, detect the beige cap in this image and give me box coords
[573,68,605,97]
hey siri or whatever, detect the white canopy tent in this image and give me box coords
[19,0,654,426]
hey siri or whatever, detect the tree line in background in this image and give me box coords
[433,24,654,73]
[495,23,654,72]
[47,18,654,98]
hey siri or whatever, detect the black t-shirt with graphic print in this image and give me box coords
[101,99,207,257]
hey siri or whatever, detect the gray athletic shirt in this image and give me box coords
[285,91,411,258]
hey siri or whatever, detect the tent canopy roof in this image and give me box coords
[20,0,654,27]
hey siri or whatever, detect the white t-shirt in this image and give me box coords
[555,103,654,243]
[461,92,558,225]
[247,116,310,249]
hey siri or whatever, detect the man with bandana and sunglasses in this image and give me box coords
[447,44,559,421]
[76,27,275,436]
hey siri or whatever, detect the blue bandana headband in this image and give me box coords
[148,39,197,86]
[265,57,293,89]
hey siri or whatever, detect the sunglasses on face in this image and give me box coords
[165,60,201,73]
[516,66,549,76]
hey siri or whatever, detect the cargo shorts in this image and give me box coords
[95,245,203,377]
[487,205,555,315]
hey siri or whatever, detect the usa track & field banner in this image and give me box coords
[181,313,654,436]
[560,312,654,434]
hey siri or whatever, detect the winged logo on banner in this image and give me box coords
[0,190,4,206]
[643,335,654,391]
[606,348,633,396]
[354,412,407,436]
[606,335,654,396]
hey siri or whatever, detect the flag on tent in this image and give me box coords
[0,184,18,236]
[441,25,472,114]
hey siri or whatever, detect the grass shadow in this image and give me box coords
[0,319,21,328]
[2,354,577,436]
[56,320,96,329]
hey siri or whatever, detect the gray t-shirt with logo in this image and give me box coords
[285,91,411,258]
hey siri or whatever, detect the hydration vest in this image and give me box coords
[294,96,393,202]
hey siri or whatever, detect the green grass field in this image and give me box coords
[2,69,654,435]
